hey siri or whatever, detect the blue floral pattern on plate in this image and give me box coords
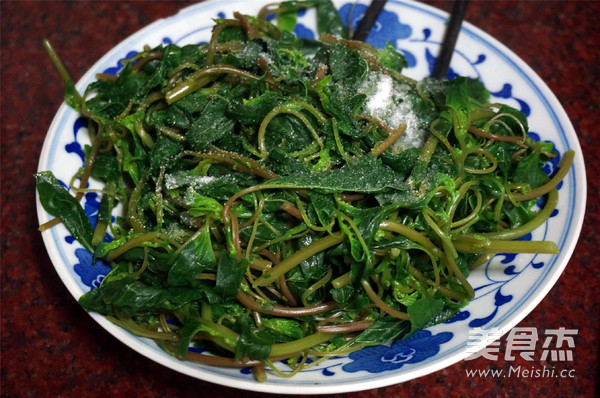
[339,3,416,66]
[343,330,453,373]
[73,248,111,289]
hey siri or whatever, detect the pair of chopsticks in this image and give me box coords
[351,0,469,79]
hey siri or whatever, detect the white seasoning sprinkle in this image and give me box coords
[359,71,427,152]
[165,173,216,190]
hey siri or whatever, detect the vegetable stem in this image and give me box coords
[165,65,262,104]
[237,291,338,317]
[512,150,574,201]
[370,123,407,157]
[453,236,559,254]
[105,231,163,261]
[42,39,83,107]
[270,333,333,357]
[361,279,409,320]
[472,188,559,240]
[379,220,444,258]
[253,233,345,287]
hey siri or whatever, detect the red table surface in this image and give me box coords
[1,1,598,397]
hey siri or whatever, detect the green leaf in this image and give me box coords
[239,211,296,245]
[215,251,248,300]
[264,155,406,193]
[380,147,420,177]
[312,77,365,138]
[327,44,368,90]
[331,285,355,304]
[407,296,445,332]
[276,2,299,32]
[149,134,183,173]
[172,89,212,115]
[168,228,217,287]
[465,77,490,105]
[85,64,146,120]
[261,318,304,340]
[444,77,471,144]
[308,190,336,226]
[503,200,536,227]
[96,194,112,224]
[91,152,121,184]
[133,44,185,103]
[194,171,261,202]
[354,317,411,345]
[94,236,127,259]
[35,171,94,252]
[188,97,235,151]
[186,192,224,220]
[340,204,394,246]
[235,316,273,360]
[492,104,528,136]
[377,42,408,74]
[79,263,206,317]
[513,151,548,189]
[222,39,265,71]
[338,219,365,263]
[227,91,285,125]
[176,318,205,358]
[316,0,346,38]
[268,147,310,176]
[264,108,315,153]
[113,138,144,185]
[296,234,327,281]
[216,23,246,43]
[486,142,514,178]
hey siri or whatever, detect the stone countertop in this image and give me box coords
[1,1,598,397]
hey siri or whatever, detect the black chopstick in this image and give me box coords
[432,0,469,79]
[352,0,388,42]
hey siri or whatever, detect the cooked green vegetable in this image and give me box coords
[36,0,573,380]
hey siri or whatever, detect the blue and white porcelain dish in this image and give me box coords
[36,0,586,394]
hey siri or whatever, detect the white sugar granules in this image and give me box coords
[359,71,426,152]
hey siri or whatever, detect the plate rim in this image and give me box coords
[36,0,587,394]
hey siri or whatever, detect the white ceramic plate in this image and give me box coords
[37,0,586,394]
